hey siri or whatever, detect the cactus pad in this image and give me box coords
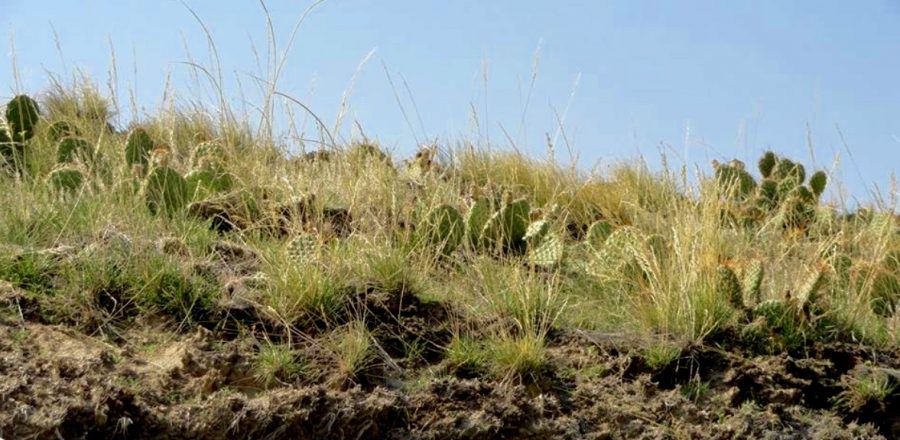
[144,166,188,216]
[716,265,744,309]
[287,234,319,265]
[5,94,41,142]
[419,204,464,254]
[125,127,154,169]
[56,136,93,163]
[585,220,613,250]
[48,166,85,192]
[758,151,777,178]
[809,170,827,197]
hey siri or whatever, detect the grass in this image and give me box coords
[0,74,898,391]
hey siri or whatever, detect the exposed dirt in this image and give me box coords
[1,281,898,439]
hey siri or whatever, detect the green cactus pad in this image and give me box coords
[758,151,777,178]
[465,199,491,247]
[185,164,235,199]
[715,165,757,199]
[809,170,827,197]
[742,260,764,305]
[773,158,805,185]
[716,265,744,309]
[481,198,530,253]
[796,268,827,309]
[48,166,84,192]
[419,204,464,254]
[524,219,551,244]
[527,233,564,267]
[144,166,189,216]
[47,121,78,142]
[191,141,227,167]
[5,94,41,142]
[755,179,779,210]
[287,234,319,265]
[783,186,817,228]
[56,136,93,164]
[125,127,154,169]
[585,220,613,250]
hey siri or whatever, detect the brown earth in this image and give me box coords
[1,281,898,439]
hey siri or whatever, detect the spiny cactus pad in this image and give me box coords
[48,166,85,192]
[742,260,764,305]
[527,233,564,267]
[144,166,189,216]
[524,219,551,244]
[716,265,744,309]
[48,121,78,142]
[191,141,226,167]
[56,137,93,164]
[5,94,41,142]
[796,267,827,309]
[125,127,154,169]
[287,234,319,265]
[465,199,491,247]
[481,198,530,253]
[809,171,827,197]
[758,151,777,178]
[186,164,235,200]
[585,220,613,251]
[715,165,757,199]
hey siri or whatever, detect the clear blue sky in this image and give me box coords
[2,1,898,205]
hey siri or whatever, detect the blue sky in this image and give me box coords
[2,1,898,205]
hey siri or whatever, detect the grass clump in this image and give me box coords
[254,343,305,388]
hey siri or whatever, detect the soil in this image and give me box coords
[1,280,898,439]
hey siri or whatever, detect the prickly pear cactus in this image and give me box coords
[742,260,764,305]
[588,226,643,278]
[809,170,827,198]
[5,94,41,142]
[125,127,154,170]
[47,121,78,142]
[527,233,564,268]
[524,219,551,244]
[48,166,84,193]
[755,179,779,211]
[191,141,226,167]
[758,151,777,178]
[287,233,319,265]
[56,136,93,164]
[185,163,234,200]
[144,166,188,216]
[783,186,817,229]
[716,265,744,309]
[585,220,613,251]
[419,204,464,254]
[796,266,827,310]
[465,199,491,248]
[773,158,805,185]
[715,164,757,199]
[481,198,530,253]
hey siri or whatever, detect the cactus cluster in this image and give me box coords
[120,129,236,216]
[715,152,829,230]
[718,260,833,352]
